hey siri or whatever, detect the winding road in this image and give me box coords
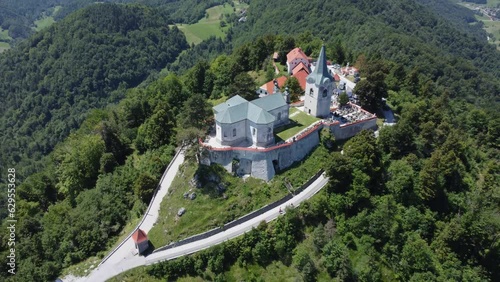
[67,149,329,282]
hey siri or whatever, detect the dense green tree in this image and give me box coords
[284,76,303,102]
[322,240,354,281]
[135,108,175,153]
[228,72,257,100]
[177,93,212,130]
[338,92,349,106]
[133,173,158,203]
[354,71,388,112]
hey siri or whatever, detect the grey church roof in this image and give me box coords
[214,95,277,124]
[213,95,247,114]
[306,45,333,86]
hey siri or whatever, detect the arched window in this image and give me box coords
[233,128,236,137]
[322,88,328,98]
[278,112,282,120]
[309,88,314,96]
[252,128,256,136]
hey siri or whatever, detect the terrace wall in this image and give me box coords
[202,116,377,181]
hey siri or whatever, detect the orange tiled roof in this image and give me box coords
[286,48,308,63]
[132,229,148,243]
[261,76,288,94]
[292,62,310,76]
[293,69,309,91]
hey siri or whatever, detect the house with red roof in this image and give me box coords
[286,48,310,74]
[257,76,288,96]
[132,228,149,255]
[291,62,311,91]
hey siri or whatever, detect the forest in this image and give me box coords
[0,0,230,44]
[0,0,498,281]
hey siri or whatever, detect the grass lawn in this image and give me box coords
[34,5,61,31]
[148,144,330,249]
[275,107,320,142]
[0,28,11,41]
[0,42,10,53]
[175,3,242,45]
[248,70,269,86]
[34,16,56,31]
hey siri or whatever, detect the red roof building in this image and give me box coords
[292,62,310,76]
[132,228,148,243]
[132,228,149,254]
[286,48,310,74]
[259,76,288,95]
[294,69,309,91]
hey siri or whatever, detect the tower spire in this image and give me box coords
[308,45,333,85]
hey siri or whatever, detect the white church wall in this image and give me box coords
[267,105,290,128]
[219,120,248,146]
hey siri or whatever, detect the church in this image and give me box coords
[212,45,334,148]
[213,93,290,147]
[203,45,377,181]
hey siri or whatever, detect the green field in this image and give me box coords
[34,5,61,31]
[174,1,247,45]
[275,107,321,141]
[34,16,56,31]
[459,1,500,50]
[0,42,10,53]
[0,27,12,52]
[475,14,500,50]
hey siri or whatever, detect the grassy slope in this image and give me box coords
[109,144,332,282]
[148,144,329,249]
[175,1,247,45]
[0,28,12,52]
[34,5,61,31]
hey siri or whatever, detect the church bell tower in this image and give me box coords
[304,45,333,118]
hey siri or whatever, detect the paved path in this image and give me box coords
[146,174,328,265]
[66,154,329,282]
[65,149,186,282]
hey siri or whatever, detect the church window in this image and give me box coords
[268,127,271,133]
[223,131,227,137]
[309,88,314,96]
[322,89,328,98]
[253,128,256,136]
[278,112,282,120]
[233,128,236,137]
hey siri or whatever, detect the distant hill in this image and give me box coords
[231,0,499,101]
[0,3,188,178]
[0,0,229,45]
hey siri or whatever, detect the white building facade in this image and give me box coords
[304,45,334,118]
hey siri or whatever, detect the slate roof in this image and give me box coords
[213,95,247,114]
[214,95,280,125]
[306,45,333,86]
[251,93,287,111]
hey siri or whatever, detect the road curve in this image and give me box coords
[69,157,328,282]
